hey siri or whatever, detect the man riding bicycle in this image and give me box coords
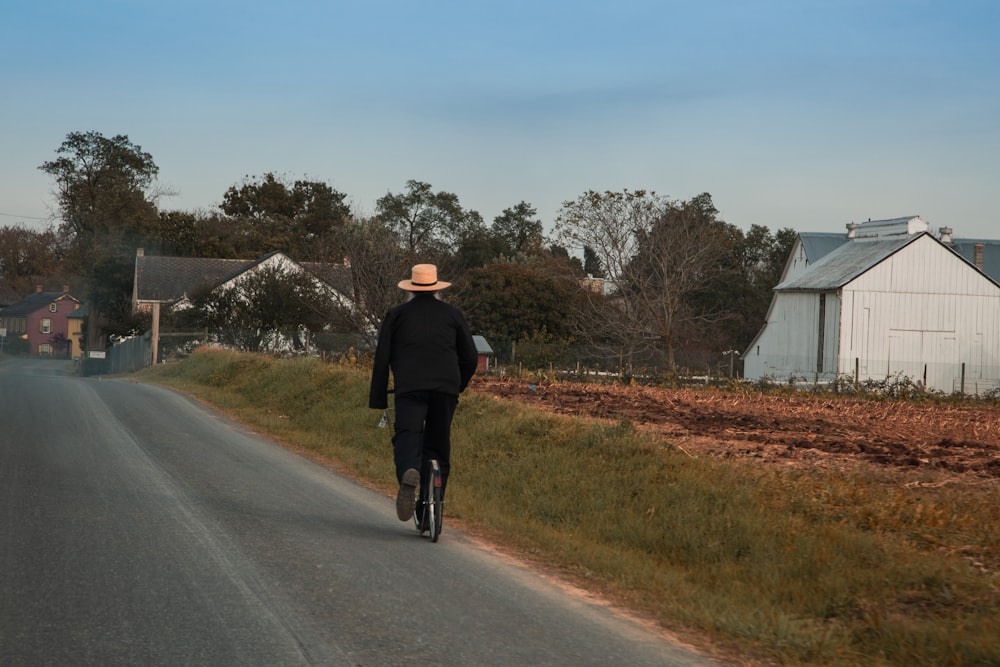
[368,264,478,524]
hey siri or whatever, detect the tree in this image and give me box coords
[188,263,337,353]
[454,262,578,343]
[39,131,160,268]
[375,180,479,258]
[220,173,352,260]
[38,131,162,344]
[453,222,506,272]
[691,224,797,359]
[622,193,732,370]
[0,226,63,298]
[554,189,664,287]
[491,201,544,257]
[336,217,412,347]
[582,246,604,278]
[555,190,732,373]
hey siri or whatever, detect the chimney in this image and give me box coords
[846,222,858,239]
[63,285,70,294]
[136,248,144,257]
[974,243,985,271]
[35,285,42,293]
[939,227,953,244]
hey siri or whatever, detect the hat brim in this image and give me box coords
[398,279,451,291]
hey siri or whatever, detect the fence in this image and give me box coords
[106,331,153,375]
[746,352,1000,397]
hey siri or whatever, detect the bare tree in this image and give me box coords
[555,190,730,373]
[554,190,664,286]
[623,193,731,370]
[337,217,411,347]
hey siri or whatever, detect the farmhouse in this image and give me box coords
[743,217,1000,394]
[0,286,82,358]
[132,249,353,362]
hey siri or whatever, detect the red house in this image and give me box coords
[0,286,82,358]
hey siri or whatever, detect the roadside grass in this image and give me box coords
[139,348,1000,666]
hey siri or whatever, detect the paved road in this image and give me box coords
[0,358,716,666]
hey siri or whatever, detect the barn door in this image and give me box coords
[887,330,922,383]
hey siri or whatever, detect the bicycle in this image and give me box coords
[379,391,445,543]
[413,459,444,542]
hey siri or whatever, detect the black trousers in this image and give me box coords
[392,391,458,498]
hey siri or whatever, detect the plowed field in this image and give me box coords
[472,377,1000,482]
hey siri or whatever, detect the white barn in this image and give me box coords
[743,217,1000,394]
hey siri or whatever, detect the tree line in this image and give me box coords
[0,130,795,375]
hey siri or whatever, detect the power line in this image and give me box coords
[0,211,51,221]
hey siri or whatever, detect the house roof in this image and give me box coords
[0,290,78,317]
[301,261,354,297]
[134,252,355,304]
[776,234,918,291]
[949,239,1000,284]
[134,256,256,303]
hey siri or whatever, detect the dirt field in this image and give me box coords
[471,377,1000,483]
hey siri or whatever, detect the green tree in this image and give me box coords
[220,173,351,260]
[453,217,506,271]
[189,263,336,352]
[582,246,604,278]
[454,262,578,343]
[38,131,162,344]
[375,180,479,257]
[491,201,544,257]
[692,224,797,359]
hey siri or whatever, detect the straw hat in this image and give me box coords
[398,264,451,291]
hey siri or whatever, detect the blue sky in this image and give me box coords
[2,0,998,242]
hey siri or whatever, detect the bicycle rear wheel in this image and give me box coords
[428,460,443,542]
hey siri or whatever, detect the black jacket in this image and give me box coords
[368,293,478,409]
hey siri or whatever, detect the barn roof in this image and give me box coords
[798,232,847,264]
[775,235,917,291]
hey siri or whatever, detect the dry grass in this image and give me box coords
[139,349,1000,666]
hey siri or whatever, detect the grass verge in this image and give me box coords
[138,349,1000,666]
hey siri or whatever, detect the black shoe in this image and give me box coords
[396,468,419,521]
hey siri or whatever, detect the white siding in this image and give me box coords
[743,291,826,382]
[837,235,1000,392]
[781,239,810,284]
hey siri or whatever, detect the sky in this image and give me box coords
[2,0,999,243]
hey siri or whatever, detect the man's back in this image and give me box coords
[369,292,477,407]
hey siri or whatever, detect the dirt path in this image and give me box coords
[471,377,1000,482]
